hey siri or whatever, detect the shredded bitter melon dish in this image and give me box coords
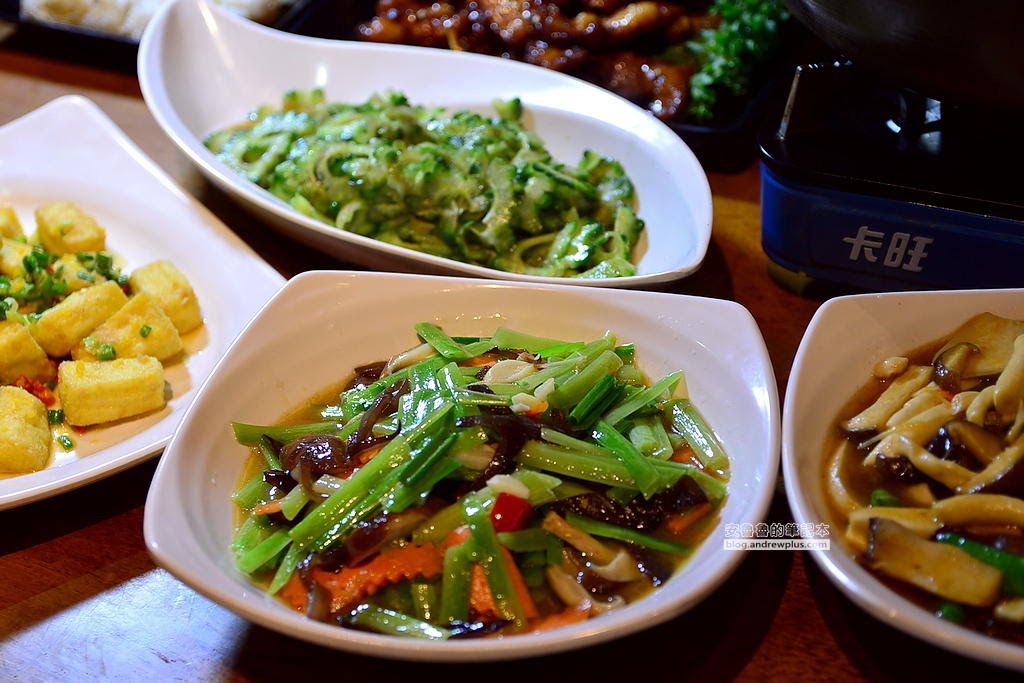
[0,201,203,475]
[205,90,645,278]
[230,324,729,639]
[826,312,1024,645]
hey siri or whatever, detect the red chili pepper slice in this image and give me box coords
[13,375,56,406]
[489,492,533,533]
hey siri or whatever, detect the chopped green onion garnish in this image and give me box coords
[869,488,902,508]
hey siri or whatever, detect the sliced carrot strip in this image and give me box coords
[312,543,444,613]
[444,523,539,622]
[522,400,549,417]
[527,605,590,632]
[279,571,308,612]
[669,444,704,469]
[441,525,472,549]
[465,546,539,621]
[251,499,284,516]
[462,353,501,368]
[665,502,712,535]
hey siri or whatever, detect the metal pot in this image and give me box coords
[783,0,1024,112]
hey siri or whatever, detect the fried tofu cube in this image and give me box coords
[51,253,107,293]
[57,356,166,427]
[71,293,183,362]
[0,320,56,384]
[128,260,203,333]
[34,200,107,254]
[0,237,32,278]
[0,385,51,473]
[30,280,128,357]
[0,207,23,239]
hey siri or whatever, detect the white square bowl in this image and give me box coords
[145,270,779,661]
[783,288,1024,672]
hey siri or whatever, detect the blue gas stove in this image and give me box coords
[759,61,1024,293]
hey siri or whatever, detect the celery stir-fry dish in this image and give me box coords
[230,324,729,639]
[205,90,645,278]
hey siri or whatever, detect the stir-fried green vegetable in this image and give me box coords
[230,325,729,638]
[205,90,644,278]
[673,0,791,123]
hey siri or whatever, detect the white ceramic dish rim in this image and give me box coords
[783,288,1024,673]
[0,95,285,510]
[145,270,780,662]
[136,0,713,288]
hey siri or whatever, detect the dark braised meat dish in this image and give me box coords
[357,0,742,122]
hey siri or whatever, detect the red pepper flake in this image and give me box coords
[13,375,56,406]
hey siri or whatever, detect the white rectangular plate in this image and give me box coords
[0,95,285,510]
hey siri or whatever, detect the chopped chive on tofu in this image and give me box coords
[47,409,64,425]
[139,324,152,338]
[97,343,117,361]
[57,434,74,451]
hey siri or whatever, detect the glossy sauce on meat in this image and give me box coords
[357,0,718,121]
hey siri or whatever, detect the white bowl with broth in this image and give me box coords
[144,270,779,661]
[783,288,1024,672]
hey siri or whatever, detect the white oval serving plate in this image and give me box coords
[137,0,713,287]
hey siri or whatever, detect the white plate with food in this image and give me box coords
[784,288,1024,672]
[19,0,293,41]
[136,0,712,287]
[0,95,284,510]
[145,270,779,661]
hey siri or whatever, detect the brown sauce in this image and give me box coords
[233,349,728,635]
[821,325,1024,646]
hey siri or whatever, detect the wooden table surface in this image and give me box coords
[0,37,1019,682]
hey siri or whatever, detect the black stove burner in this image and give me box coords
[762,61,1024,221]
[759,59,1024,293]
[855,85,1024,165]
